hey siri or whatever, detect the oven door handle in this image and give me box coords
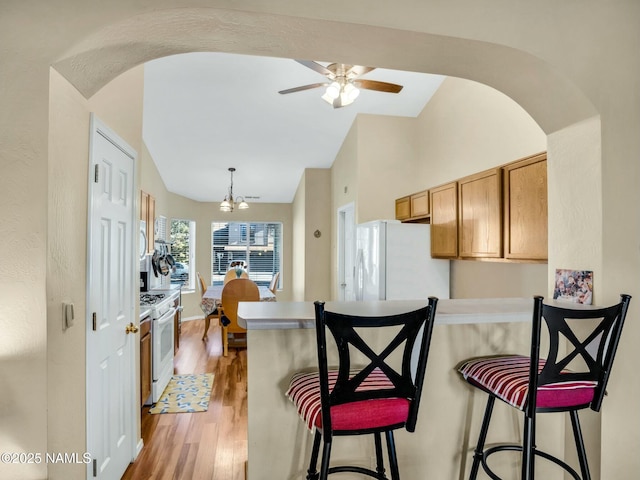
[157,307,177,326]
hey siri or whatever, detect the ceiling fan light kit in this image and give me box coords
[279,60,402,109]
[220,167,249,212]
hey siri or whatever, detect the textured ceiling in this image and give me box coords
[142,52,445,203]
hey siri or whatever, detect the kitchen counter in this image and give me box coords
[237,297,533,330]
[240,297,566,480]
[139,307,152,321]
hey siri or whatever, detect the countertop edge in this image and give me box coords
[238,298,534,330]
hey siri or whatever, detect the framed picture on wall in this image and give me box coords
[553,269,593,304]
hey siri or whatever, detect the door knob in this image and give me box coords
[125,322,139,334]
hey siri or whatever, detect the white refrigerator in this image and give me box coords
[355,220,450,301]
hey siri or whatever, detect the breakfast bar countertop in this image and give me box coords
[237,297,534,330]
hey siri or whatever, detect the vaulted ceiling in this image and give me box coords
[142,52,445,204]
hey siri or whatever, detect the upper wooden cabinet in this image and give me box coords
[395,189,430,222]
[458,168,503,259]
[395,196,411,221]
[430,182,458,258]
[503,153,548,260]
[395,152,547,262]
[410,191,429,220]
[140,190,155,254]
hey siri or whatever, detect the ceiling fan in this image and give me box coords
[278,60,404,108]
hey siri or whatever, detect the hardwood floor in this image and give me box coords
[122,319,247,480]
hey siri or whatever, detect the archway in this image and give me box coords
[48,6,603,480]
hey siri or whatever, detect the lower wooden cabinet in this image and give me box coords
[139,316,152,407]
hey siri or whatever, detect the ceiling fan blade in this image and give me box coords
[354,79,404,93]
[278,83,327,94]
[346,65,376,77]
[295,60,333,77]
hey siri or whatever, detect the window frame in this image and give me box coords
[211,221,282,289]
[170,218,196,290]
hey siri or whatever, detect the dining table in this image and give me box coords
[200,283,276,315]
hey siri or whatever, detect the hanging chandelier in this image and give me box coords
[219,167,249,212]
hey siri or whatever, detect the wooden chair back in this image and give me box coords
[197,272,207,298]
[268,272,280,294]
[223,269,249,284]
[221,278,260,334]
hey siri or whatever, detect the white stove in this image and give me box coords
[140,290,179,403]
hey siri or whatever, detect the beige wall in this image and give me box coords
[140,144,295,313]
[413,77,548,300]
[2,3,639,480]
[47,65,145,480]
[292,171,306,301]
[292,169,332,301]
[356,114,419,223]
[302,169,332,302]
[330,76,548,302]
[415,77,548,185]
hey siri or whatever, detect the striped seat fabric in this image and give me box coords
[458,355,598,410]
[286,369,409,433]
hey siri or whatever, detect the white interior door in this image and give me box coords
[337,203,356,301]
[87,115,138,480]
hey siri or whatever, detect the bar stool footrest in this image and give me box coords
[329,465,389,480]
[480,444,582,480]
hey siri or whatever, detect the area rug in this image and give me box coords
[149,373,214,414]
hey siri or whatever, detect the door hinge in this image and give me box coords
[93,458,97,477]
[94,164,99,183]
[92,312,97,331]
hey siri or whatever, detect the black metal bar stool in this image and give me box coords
[457,294,631,480]
[287,298,438,480]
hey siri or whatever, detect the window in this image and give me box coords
[211,222,282,289]
[170,219,196,289]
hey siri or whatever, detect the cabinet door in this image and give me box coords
[395,196,411,221]
[140,190,156,254]
[140,191,148,222]
[430,182,458,258]
[458,168,503,258]
[147,195,155,253]
[139,319,152,406]
[410,190,429,219]
[173,297,180,354]
[503,153,547,260]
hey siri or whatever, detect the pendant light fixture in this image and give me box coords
[220,167,249,212]
[321,78,360,108]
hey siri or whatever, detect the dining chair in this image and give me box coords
[286,297,439,480]
[220,278,260,356]
[197,272,220,341]
[268,271,280,295]
[223,268,249,285]
[458,294,631,480]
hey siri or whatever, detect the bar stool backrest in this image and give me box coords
[528,294,631,415]
[314,297,438,434]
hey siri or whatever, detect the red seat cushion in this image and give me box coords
[458,355,597,410]
[286,369,409,432]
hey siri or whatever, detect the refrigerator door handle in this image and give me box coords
[355,248,364,301]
